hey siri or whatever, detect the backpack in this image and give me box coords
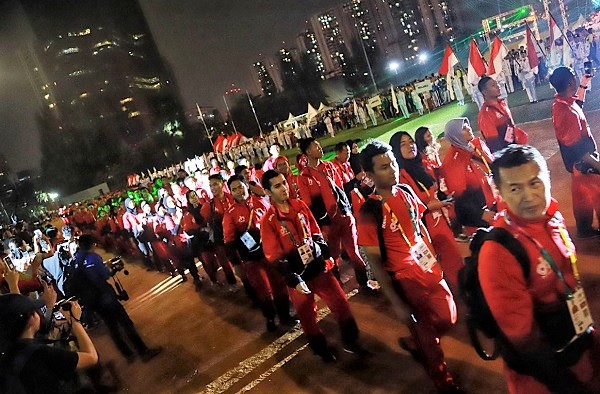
[62,253,98,305]
[458,227,530,360]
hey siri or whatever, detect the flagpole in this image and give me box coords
[196,103,213,145]
[526,22,546,57]
[549,13,575,53]
[222,95,239,134]
[246,90,263,137]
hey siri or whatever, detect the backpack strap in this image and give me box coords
[361,198,386,262]
[484,227,530,283]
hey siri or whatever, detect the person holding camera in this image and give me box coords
[0,294,98,393]
[72,234,162,362]
[549,66,600,238]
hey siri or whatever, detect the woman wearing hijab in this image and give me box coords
[390,131,464,286]
[440,118,496,231]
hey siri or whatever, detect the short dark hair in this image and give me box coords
[492,145,548,187]
[261,170,280,191]
[299,138,316,154]
[208,174,223,183]
[478,76,492,93]
[549,67,574,94]
[77,233,96,252]
[360,140,392,173]
[270,142,281,149]
[227,174,246,189]
[234,165,248,177]
[335,142,349,152]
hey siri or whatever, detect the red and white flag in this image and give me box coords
[467,39,486,85]
[526,24,539,73]
[487,36,508,78]
[549,13,572,67]
[439,44,459,75]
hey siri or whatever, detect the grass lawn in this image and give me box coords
[282,81,596,169]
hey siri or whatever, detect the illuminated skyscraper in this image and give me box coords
[20,0,187,143]
[252,61,278,96]
[309,7,352,78]
[296,28,327,79]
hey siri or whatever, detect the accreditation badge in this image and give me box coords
[410,238,437,272]
[240,231,258,251]
[567,287,594,336]
[297,241,314,266]
[504,126,515,142]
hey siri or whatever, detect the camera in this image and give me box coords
[584,61,596,77]
[106,256,128,276]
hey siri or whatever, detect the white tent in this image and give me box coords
[571,14,587,30]
[318,102,333,112]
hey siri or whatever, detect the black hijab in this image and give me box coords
[390,131,435,191]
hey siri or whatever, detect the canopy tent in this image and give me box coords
[571,14,587,29]
[317,102,333,112]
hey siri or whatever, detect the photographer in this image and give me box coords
[72,234,162,362]
[0,294,98,393]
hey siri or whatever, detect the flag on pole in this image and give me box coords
[525,24,539,73]
[353,99,358,117]
[487,36,508,78]
[390,85,399,114]
[439,44,459,75]
[549,13,572,67]
[467,39,486,85]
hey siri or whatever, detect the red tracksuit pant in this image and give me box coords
[424,211,464,288]
[323,213,367,279]
[392,275,457,377]
[288,270,358,345]
[572,169,600,234]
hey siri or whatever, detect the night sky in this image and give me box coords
[0,0,545,174]
[0,0,340,173]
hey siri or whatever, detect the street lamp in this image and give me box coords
[389,61,400,85]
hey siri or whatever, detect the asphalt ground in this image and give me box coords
[84,92,600,393]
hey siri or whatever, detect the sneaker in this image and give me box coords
[342,342,372,357]
[266,318,277,332]
[317,347,337,363]
[140,347,163,362]
[279,315,300,327]
[454,234,470,243]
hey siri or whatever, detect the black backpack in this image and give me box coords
[458,227,530,360]
[62,253,98,305]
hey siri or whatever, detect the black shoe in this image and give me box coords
[317,347,337,363]
[433,371,464,393]
[181,274,188,282]
[279,315,299,327]
[266,318,277,332]
[576,229,600,239]
[342,342,372,357]
[193,279,202,292]
[140,347,163,362]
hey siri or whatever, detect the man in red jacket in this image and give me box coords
[357,141,459,392]
[260,170,364,362]
[549,66,600,238]
[296,138,368,289]
[477,76,527,153]
[223,175,295,331]
[479,145,595,393]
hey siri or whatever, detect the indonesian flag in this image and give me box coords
[467,39,486,85]
[487,36,508,78]
[549,13,572,67]
[549,13,563,46]
[439,44,459,75]
[391,85,399,114]
[526,24,539,73]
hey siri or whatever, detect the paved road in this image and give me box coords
[87,109,600,394]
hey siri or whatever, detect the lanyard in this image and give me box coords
[374,187,419,247]
[278,211,309,248]
[416,181,431,197]
[505,214,577,297]
[473,147,492,174]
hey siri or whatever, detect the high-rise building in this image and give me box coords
[252,61,278,96]
[309,7,352,78]
[20,0,187,143]
[296,28,327,79]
